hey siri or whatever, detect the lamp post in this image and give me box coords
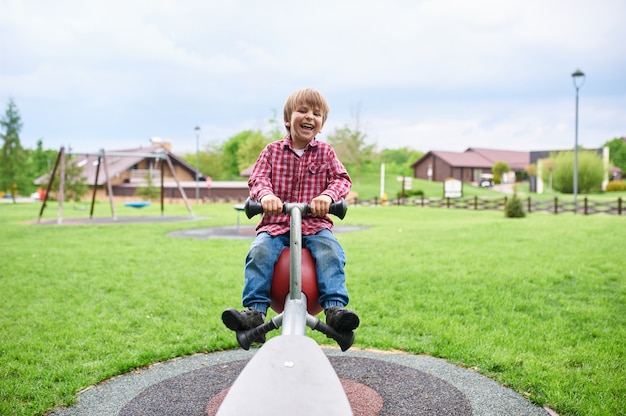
[571,69,585,213]
[195,125,201,204]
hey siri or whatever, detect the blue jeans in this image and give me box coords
[242,229,349,314]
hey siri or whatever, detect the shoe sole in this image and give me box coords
[222,308,247,331]
[222,309,266,344]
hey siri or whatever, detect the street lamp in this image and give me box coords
[195,125,201,204]
[571,68,585,213]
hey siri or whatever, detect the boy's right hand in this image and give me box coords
[261,195,283,216]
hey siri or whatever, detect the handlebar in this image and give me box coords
[236,316,355,351]
[244,198,347,220]
[236,319,279,350]
[311,319,355,352]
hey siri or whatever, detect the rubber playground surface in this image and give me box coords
[48,347,550,415]
[41,219,551,415]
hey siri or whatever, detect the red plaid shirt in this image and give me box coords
[248,135,352,236]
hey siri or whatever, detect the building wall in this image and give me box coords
[413,155,434,180]
[413,156,456,182]
[87,183,250,203]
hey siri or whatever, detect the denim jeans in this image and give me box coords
[242,229,349,314]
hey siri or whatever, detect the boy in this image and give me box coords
[222,88,359,340]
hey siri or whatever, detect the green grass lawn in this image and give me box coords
[1,201,625,415]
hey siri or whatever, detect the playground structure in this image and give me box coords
[217,199,353,415]
[37,146,195,224]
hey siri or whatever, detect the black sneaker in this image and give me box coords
[325,307,360,332]
[222,307,265,331]
[222,307,266,344]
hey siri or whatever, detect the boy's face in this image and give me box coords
[286,102,324,149]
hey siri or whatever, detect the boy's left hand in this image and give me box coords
[310,195,332,217]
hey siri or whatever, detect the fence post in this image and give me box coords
[554,197,558,215]
[619,197,622,215]
[584,197,588,215]
[474,196,478,210]
[446,197,450,208]
[527,197,531,213]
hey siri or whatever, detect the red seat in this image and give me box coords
[270,248,322,315]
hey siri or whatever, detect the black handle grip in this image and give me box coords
[244,198,264,219]
[244,198,347,220]
[236,320,278,350]
[328,199,347,220]
[312,320,355,352]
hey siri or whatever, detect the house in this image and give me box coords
[411,148,530,184]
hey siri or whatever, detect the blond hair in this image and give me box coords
[283,88,330,131]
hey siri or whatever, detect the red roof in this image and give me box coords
[465,148,529,170]
[412,148,529,170]
[431,150,493,168]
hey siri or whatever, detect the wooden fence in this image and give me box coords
[356,196,624,216]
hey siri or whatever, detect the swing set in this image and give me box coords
[37,146,195,224]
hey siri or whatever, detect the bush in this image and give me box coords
[135,172,160,201]
[605,180,626,192]
[505,195,526,218]
[396,189,424,198]
[493,161,511,185]
[552,151,604,194]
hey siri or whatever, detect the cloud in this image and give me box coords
[1,0,625,155]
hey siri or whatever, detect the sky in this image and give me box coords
[1,0,625,156]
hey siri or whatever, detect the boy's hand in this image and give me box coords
[261,195,283,216]
[310,195,332,217]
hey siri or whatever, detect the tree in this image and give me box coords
[196,142,224,181]
[492,161,511,185]
[186,112,279,181]
[326,125,375,184]
[237,130,271,174]
[605,137,626,176]
[552,150,604,194]
[30,139,56,178]
[221,130,270,180]
[24,139,57,196]
[0,99,27,202]
[378,147,423,176]
[42,151,89,202]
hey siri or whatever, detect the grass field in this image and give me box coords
[1,200,625,415]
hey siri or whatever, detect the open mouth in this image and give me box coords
[301,123,314,130]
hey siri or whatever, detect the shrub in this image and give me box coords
[492,161,511,184]
[552,150,604,194]
[505,195,525,218]
[397,189,424,198]
[605,180,626,192]
[135,172,160,201]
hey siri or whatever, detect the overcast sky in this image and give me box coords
[1,0,625,156]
